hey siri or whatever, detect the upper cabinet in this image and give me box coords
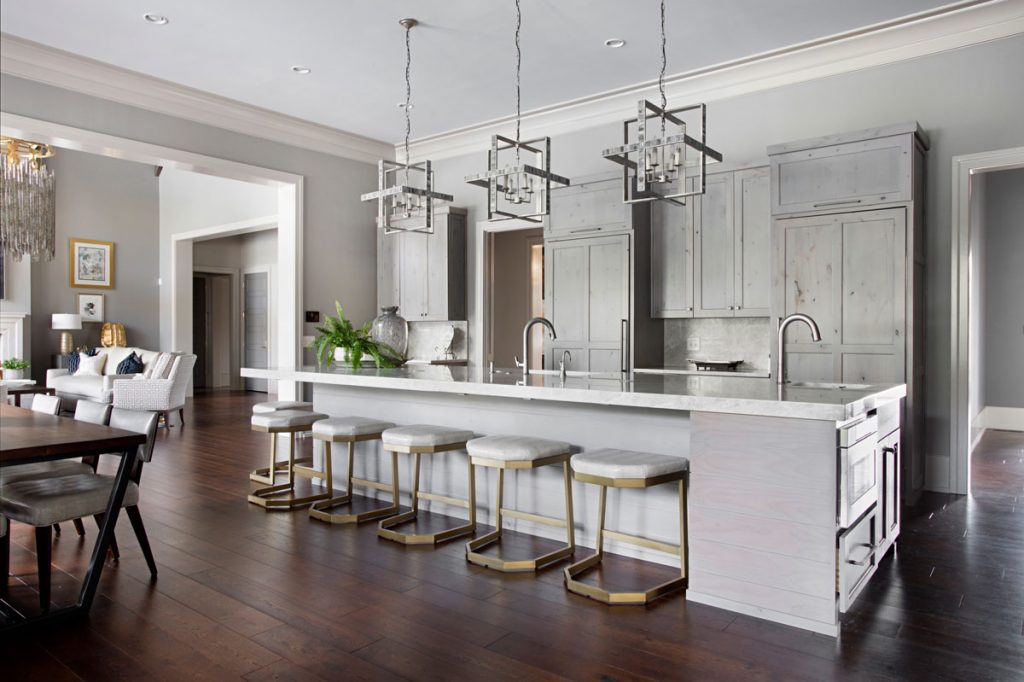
[651,165,771,319]
[768,124,922,216]
[548,175,639,237]
[376,206,467,321]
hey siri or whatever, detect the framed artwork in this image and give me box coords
[69,238,114,289]
[77,293,105,322]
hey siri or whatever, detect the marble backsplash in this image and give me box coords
[407,320,468,362]
[663,317,771,372]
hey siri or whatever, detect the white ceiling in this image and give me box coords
[1,0,956,143]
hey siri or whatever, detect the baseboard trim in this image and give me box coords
[976,406,1024,432]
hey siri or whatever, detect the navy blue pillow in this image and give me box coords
[116,351,144,375]
[67,348,98,374]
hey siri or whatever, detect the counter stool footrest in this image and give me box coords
[467,529,574,572]
[564,551,686,604]
[500,507,569,529]
[601,529,680,556]
[309,494,399,524]
[378,509,476,545]
[416,491,470,509]
[248,482,330,510]
[352,477,395,493]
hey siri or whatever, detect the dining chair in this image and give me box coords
[29,394,61,415]
[1,408,160,610]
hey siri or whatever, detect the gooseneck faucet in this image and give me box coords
[516,317,557,378]
[776,314,822,385]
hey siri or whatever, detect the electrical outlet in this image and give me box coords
[687,376,700,390]
[686,336,700,352]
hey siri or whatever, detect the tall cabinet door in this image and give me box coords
[733,167,771,317]
[546,234,630,372]
[650,192,694,318]
[694,173,735,317]
[377,229,401,311]
[399,231,429,320]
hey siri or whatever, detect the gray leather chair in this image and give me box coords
[0,408,160,610]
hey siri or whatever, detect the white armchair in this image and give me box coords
[113,354,197,426]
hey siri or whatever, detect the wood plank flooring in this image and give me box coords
[3,391,1023,680]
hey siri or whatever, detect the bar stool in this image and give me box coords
[307,416,396,524]
[249,400,313,485]
[464,435,575,572]
[377,425,476,545]
[564,448,689,605]
[248,409,329,510]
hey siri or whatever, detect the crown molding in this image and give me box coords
[0,33,394,165]
[408,0,1024,161]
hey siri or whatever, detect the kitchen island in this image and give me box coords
[242,365,904,636]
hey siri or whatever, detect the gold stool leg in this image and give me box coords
[250,431,286,484]
[310,440,401,524]
[378,449,476,545]
[249,431,331,510]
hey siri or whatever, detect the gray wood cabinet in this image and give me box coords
[376,206,467,321]
[652,166,770,319]
[769,122,927,501]
[547,174,638,237]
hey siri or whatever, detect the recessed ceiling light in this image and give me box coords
[143,13,169,25]
[397,103,414,110]
[604,38,626,48]
[291,65,312,74]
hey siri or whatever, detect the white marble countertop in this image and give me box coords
[243,365,905,422]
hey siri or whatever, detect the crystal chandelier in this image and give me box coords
[361,18,453,235]
[465,0,569,222]
[602,0,722,204]
[1,136,56,261]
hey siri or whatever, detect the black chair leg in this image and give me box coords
[1,529,9,596]
[178,408,185,426]
[35,525,52,611]
[53,523,61,536]
[126,506,158,580]
[94,515,119,559]
[73,518,86,536]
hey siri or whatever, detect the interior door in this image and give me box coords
[546,233,630,372]
[243,271,269,393]
[192,275,208,389]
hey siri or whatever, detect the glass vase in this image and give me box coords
[370,306,408,359]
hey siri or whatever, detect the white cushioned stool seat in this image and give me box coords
[0,460,94,486]
[382,424,474,448]
[252,400,313,414]
[312,417,395,439]
[467,435,571,462]
[251,409,328,430]
[571,448,689,480]
[1,474,140,527]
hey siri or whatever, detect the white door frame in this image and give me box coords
[477,218,545,369]
[0,112,304,401]
[948,146,1024,495]
[242,265,274,392]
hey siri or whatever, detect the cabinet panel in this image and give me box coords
[772,135,912,215]
[778,216,839,344]
[785,352,834,383]
[589,349,622,373]
[841,353,900,384]
[548,177,625,236]
[377,228,401,310]
[840,214,905,346]
[399,231,429,319]
[694,173,735,316]
[650,200,693,317]
[734,167,771,316]
[549,241,588,342]
[426,228,448,320]
[588,240,629,343]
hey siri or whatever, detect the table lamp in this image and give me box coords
[51,313,82,354]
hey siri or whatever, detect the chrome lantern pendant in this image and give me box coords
[465,0,570,222]
[602,0,722,205]
[361,18,453,234]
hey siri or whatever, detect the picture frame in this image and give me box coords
[77,293,105,322]
[69,238,114,289]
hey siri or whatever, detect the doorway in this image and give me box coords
[486,227,544,369]
[192,272,234,390]
[243,269,271,392]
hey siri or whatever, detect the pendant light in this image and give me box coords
[361,18,453,235]
[1,136,56,261]
[465,0,570,222]
[602,0,722,204]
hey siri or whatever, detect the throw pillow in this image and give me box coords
[116,351,144,375]
[148,352,174,380]
[66,348,98,374]
[75,354,107,377]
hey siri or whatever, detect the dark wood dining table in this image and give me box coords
[0,404,146,632]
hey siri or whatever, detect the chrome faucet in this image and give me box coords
[559,349,572,381]
[776,314,822,385]
[515,317,557,378]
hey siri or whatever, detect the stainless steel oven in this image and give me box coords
[838,416,879,528]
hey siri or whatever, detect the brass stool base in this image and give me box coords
[309,494,399,524]
[247,482,330,510]
[377,510,476,545]
[249,457,313,485]
[563,553,687,605]
[467,531,574,572]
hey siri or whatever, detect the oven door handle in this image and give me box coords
[846,543,878,566]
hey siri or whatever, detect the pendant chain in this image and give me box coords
[514,0,522,164]
[659,0,667,136]
[404,22,412,182]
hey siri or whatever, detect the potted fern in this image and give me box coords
[310,302,404,371]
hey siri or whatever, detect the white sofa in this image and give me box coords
[47,347,162,407]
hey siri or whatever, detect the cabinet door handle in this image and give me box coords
[569,227,603,235]
[882,446,896,456]
[813,199,862,208]
[846,543,877,566]
[620,319,629,373]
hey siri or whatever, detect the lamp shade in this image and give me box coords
[51,313,82,330]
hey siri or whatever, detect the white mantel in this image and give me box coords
[0,311,29,363]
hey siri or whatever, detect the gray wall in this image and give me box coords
[983,168,1024,408]
[0,73,381,362]
[29,148,159,378]
[430,35,1024,489]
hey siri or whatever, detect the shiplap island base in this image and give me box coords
[241,365,904,636]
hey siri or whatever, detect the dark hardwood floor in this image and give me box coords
[3,391,1023,680]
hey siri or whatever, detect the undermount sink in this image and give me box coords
[784,381,873,391]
